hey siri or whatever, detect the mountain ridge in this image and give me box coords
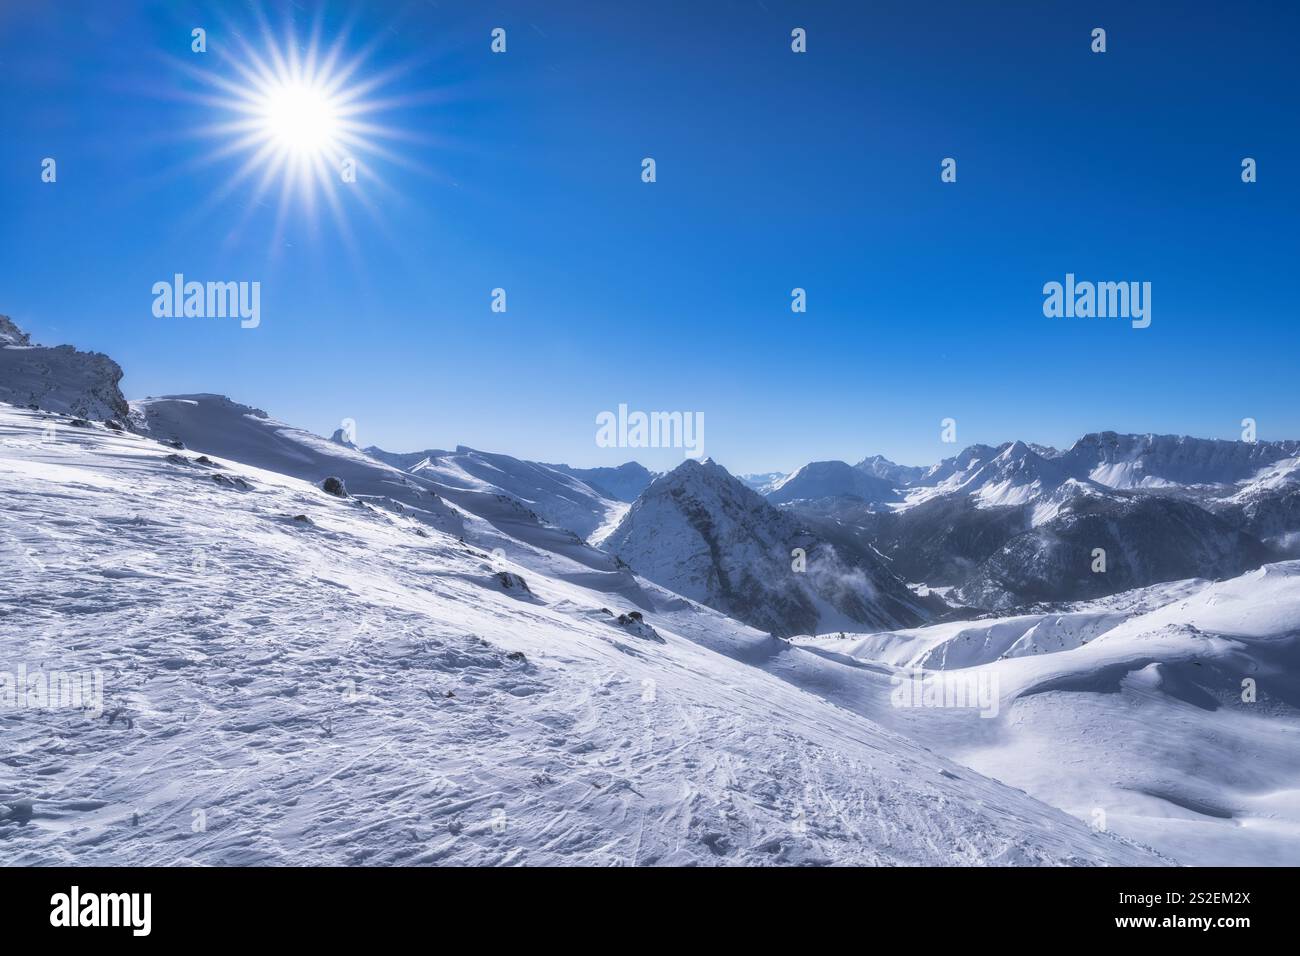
[603,457,929,637]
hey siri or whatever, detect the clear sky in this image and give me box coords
[2,1,1297,474]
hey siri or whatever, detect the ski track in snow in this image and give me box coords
[0,405,1161,866]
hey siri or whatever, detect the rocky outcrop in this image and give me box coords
[0,315,130,423]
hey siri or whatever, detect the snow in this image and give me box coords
[0,403,1162,866]
[399,446,623,541]
[766,460,897,505]
[854,454,925,486]
[797,566,1300,865]
[541,461,655,504]
[1228,454,1300,501]
[736,471,786,494]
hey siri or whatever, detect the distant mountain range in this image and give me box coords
[763,438,1300,611]
[6,311,1299,625]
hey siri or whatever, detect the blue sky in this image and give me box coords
[2,1,1297,474]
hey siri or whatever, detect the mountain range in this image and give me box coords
[764,436,1300,612]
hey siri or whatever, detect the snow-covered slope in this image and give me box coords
[796,564,1300,866]
[854,454,925,487]
[766,460,899,506]
[958,494,1271,611]
[903,441,1086,511]
[0,403,1160,866]
[365,444,626,542]
[1229,455,1300,500]
[132,395,465,537]
[603,458,928,637]
[1218,455,1300,556]
[132,396,643,577]
[0,316,129,424]
[736,471,786,494]
[542,461,654,504]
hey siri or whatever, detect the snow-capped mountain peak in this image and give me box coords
[766,459,899,505]
[604,456,926,637]
[854,453,925,486]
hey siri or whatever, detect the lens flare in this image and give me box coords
[172,14,439,251]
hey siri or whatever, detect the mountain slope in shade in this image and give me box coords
[1215,455,1300,555]
[603,458,928,637]
[766,460,900,505]
[825,495,1035,589]
[794,433,1300,611]
[0,316,129,423]
[958,494,1272,611]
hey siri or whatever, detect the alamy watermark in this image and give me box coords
[50,886,151,936]
[1043,273,1150,329]
[0,664,104,718]
[596,403,704,459]
[890,667,999,718]
[152,274,260,328]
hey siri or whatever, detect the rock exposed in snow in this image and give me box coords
[132,394,464,538]
[0,315,32,347]
[0,315,130,423]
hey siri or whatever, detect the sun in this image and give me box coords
[258,80,341,157]
[173,15,436,249]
